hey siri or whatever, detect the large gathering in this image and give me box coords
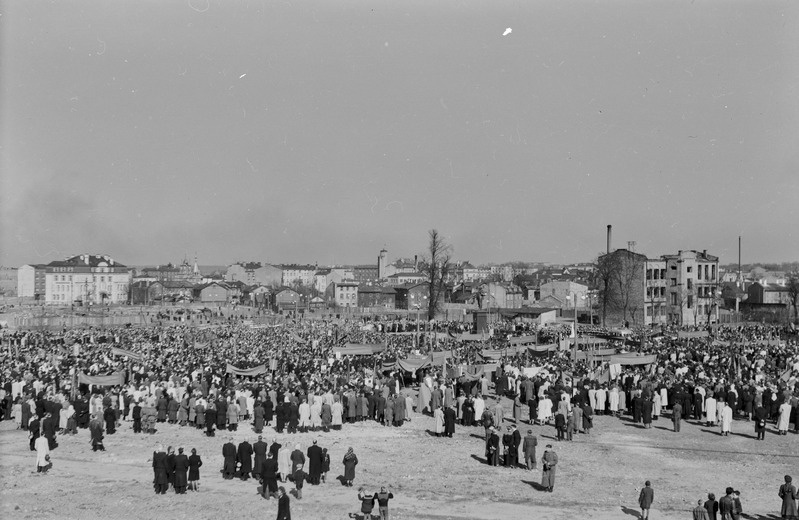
[1,311,798,518]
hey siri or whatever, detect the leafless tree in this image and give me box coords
[593,253,619,326]
[423,229,452,320]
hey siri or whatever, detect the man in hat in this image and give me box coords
[307,439,323,485]
[523,429,538,470]
[541,444,558,492]
[485,427,499,466]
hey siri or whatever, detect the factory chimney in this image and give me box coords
[606,225,612,254]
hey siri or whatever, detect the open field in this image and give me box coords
[1,392,795,520]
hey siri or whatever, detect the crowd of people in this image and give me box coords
[1,315,798,517]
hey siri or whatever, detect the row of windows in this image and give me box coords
[645,269,667,280]
[646,287,667,298]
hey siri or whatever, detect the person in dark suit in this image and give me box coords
[222,437,237,479]
[672,402,683,432]
[443,406,456,437]
[152,445,168,494]
[262,452,279,499]
[638,480,654,520]
[486,427,500,466]
[510,424,522,467]
[187,448,202,492]
[276,486,291,520]
[238,438,254,481]
[173,447,189,494]
[166,446,176,490]
[306,439,323,485]
[522,429,537,470]
[253,435,268,480]
[288,401,299,434]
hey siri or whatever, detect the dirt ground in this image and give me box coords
[1,392,795,520]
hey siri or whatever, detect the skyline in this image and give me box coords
[2,1,798,268]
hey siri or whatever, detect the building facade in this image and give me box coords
[663,250,720,325]
[44,254,131,305]
[17,264,46,299]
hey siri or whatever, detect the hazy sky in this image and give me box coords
[2,0,797,268]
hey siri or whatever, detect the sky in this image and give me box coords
[2,0,798,268]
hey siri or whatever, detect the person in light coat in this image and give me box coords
[705,393,718,427]
[720,402,733,436]
[34,428,51,473]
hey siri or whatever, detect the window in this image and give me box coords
[697,266,702,280]
[687,279,693,290]
[687,266,693,273]
[671,278,677,286]
[671,293,678,305]
[687,295,693,309]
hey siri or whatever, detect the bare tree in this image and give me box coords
[423,229,453,320]
[614,252,643,325]
[593,253,619,326]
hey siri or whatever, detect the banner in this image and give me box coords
[609,353,658,366]
[78,372,125,386]
[110,346,142,361]
[334,343,386,356]
[508,335,537,346]
[226,364,268,377]
[677,331,709,339]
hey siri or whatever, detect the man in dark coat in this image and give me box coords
[275,401,286,433]
[152,445,169,494]
[276,486,291,520]
[132,401,142,433]
[173,447,189,494]
[486,427,500,466]
[306,439,323,485]
[269,438,282,459]
[238,438,254,481]
[104,405,116,435]
[216,396,227,431]
[262,452,279,499]
[253,435,268,480]
[288,401,299,434]
[89,414,104,451]
[523,429,537,470]
[672,402,683,432]
[222,437,237,479]
[443,406,456,437]
[510,424,522,467]
[41,412,58,449]
[754,404,768,441]
[718,488,736,520]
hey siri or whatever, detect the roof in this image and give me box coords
[48,254,126,268]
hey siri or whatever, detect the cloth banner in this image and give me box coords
[677,331,709,339]
[574,348,617,361]
[609,353,657,366]
[457,333,489,342]
[334,343,386,356]
[508,335,537,346]
[78,372,125,386]
[110,346,142,361]
[226,364,268,377]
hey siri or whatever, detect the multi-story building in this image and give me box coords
[662,250,719,325]
[313,267,352,294]
[644,259,668,325]
[226,262,282,287]
[330,280,359,308]
[385,272,427,287]
[539,281,589,310]
[352,265,379,284]
[44,254,131,305]
[280,264,317,287]
[17,264,46,299]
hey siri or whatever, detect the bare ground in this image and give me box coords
[1,394,795,520]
